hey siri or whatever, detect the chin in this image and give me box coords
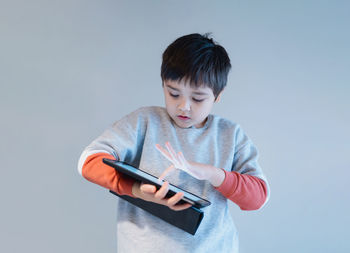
[176,122,191,128]
[174,120,192,128]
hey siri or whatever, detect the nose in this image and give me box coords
[178,98,191,112]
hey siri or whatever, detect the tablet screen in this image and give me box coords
[103,158,211,208]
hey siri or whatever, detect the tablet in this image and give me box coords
[103,158,211,208]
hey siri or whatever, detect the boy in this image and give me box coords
[78,33,269,252]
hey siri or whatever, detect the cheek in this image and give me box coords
[165,97,174,107]
[164,94,171,106]
[165,97,176,113]
[197,102,213,115]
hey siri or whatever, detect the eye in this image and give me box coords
[192,98,204,103]
[169,93,179,98]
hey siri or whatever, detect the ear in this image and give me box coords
[215,91,223,103]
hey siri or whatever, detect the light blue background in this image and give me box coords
[1,0,349,252]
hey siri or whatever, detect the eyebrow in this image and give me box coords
[165,84,209,96]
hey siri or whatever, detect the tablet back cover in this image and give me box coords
[109,190,204,235]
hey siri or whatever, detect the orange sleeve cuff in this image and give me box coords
[82,153,135,197]
[215,170,267,210]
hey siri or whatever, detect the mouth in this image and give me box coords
[177,115,190,121]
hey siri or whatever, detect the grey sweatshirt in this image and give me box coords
[78,106,269,253]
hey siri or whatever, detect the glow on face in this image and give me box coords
[163,79,219,128]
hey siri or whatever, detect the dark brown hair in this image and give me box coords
[161,33,231,98]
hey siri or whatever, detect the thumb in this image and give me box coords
[140,183,156,194]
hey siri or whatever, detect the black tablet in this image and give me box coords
[103,158,211,208]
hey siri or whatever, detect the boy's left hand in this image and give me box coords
[155,142,225,187]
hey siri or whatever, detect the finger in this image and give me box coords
[140,183,156,194]
[154,181,169,200]
[158,164,175,181]
[170,203,192,211]
[176,152,192,174]
[165,142,177,160]
[155,143,172,159]
[177,152,188,166]
[167,192,185,206]
[165,142,181,167]
[155,144,176,164]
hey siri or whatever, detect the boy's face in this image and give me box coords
[163,79,221,129]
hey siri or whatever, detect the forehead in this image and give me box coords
[164,79,213,95]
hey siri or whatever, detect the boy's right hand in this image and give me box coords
[131,181,192,211]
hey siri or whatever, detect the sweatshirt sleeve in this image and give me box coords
[216,125,270,210]
[77,108,147,196]
[215,170,268,210]
[81,152,135,196]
